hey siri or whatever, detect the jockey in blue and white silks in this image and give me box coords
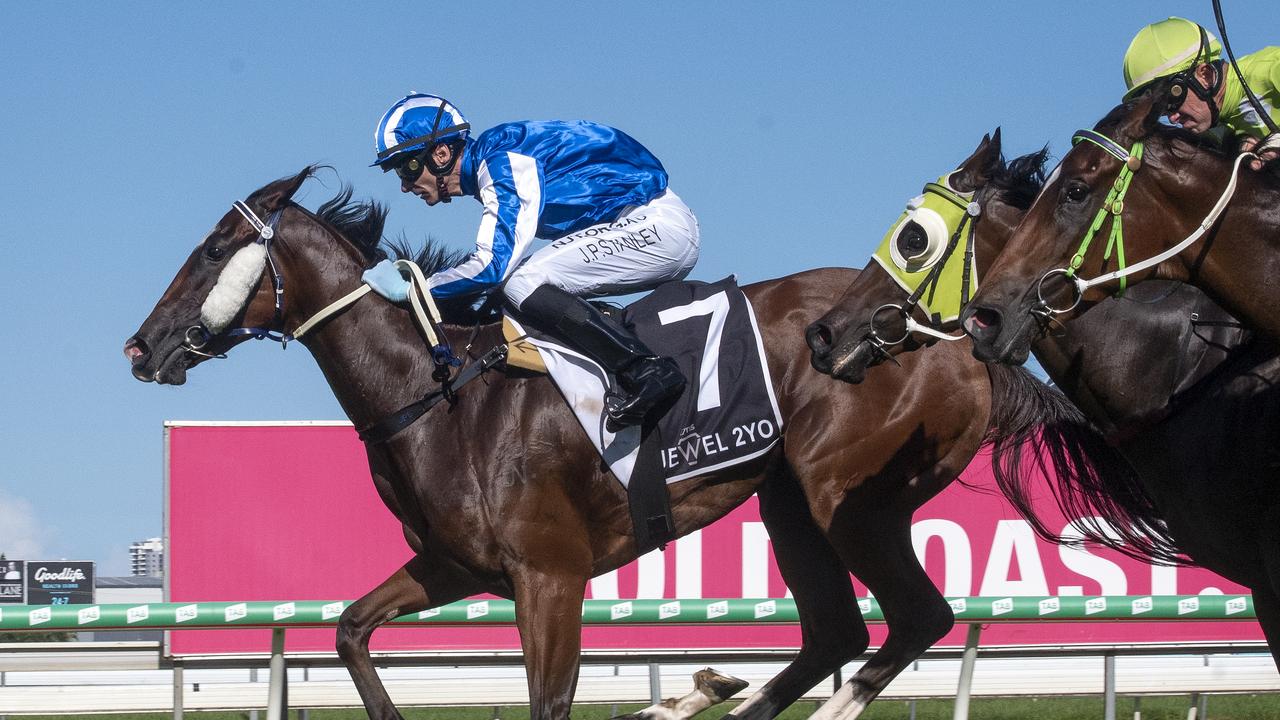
[367,93,699,430]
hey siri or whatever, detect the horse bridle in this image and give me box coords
[862,182,980,356]
[182,200,288,357]
[180,200,506,442]
[1032,128,1256,318]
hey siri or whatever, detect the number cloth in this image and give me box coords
[507,278,782,487]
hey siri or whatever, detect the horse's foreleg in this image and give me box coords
[513,569,588,720]
[337,554,481,720]
[811,516,953,720]
[719,472,866,720]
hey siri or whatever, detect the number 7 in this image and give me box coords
[657,290,730,411]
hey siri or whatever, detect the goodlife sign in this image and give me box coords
[25,561,94,605]
[166,423,1259,656]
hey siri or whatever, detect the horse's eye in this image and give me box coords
[205,245,227,261]
[897,222,930,258]
[1064,183,1089,204]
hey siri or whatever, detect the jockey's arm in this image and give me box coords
[427,151,545,299]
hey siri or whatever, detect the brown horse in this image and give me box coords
[124,168,1134,720]
[806,132,1280,669]
[959,87,1280,365]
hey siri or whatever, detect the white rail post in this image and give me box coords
[952,623,982,720]
[267,627,288,720]
[648,660,662,705]
[1104,653,1116,720]
[172,660,184,720]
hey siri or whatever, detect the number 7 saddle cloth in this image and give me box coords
[504,276,783,488]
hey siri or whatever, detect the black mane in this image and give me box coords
[308,182,491,323]
[988,148,1050,210]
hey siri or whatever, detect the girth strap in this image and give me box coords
[357,343,508,444]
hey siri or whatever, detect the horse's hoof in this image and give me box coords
[693,667,749,701]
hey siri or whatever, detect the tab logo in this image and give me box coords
[78,606,101,625]
[1131,597,1154,615]
[127,606,150,624]
[225,603,248,622]
[611,602,633,620]
[1226,597,1248,615]
[707,601,729,619]
[175,605,199,623]
[273,603,296,621]
[1178,597,1200,615]
[948,598,967,614]
[321,602,345,620]
[29,607,52,626]
[992,598,1014,616]
[754,601,776,619]
[858,598,873,614]
[659,601,681,620]
[1038,598,1060,616]
[418,608,442,620]
[1085,598,1107,615]
[467,601,489,620]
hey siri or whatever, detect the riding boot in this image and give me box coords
[519,285,686,431]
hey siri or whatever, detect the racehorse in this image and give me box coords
[124,168,1136,720]
[958,87,1280,365]
[806,132,1280,668]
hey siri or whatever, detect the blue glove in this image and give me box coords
[362,259,411,303]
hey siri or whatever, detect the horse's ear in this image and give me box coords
[951,128,1003,192]
[1116,91,1166,143]
[248,166,315,212]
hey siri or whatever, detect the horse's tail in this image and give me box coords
[984,363,1188,565]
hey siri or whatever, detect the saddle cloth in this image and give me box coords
[505,277,783,487]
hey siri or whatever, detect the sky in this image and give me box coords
[0,2,1273,575]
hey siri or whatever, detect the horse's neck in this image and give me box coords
[299,289,507,431]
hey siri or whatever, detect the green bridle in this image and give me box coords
[1065,129,1146,297]
[1035,127,1254,316]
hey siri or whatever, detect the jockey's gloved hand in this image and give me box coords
[362,259,411,302]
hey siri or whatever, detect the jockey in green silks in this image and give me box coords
[1123,17,1279,167]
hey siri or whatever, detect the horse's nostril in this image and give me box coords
[124,336,150,363]
[962,307,1003,339]
[806,323,834,353]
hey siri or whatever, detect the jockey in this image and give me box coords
[1122,17,1279,164]
[365,93,697,431]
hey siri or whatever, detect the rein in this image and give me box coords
[1033,129,1256,316]
[188,199,503,443]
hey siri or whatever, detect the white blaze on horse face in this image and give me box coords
[200,243,267,333]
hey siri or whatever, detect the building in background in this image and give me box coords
[129,538,164,577]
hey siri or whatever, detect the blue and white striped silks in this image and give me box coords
[426,120,669,299]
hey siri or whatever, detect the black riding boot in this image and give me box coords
[519,285,686,431]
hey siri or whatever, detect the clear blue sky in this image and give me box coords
[0,2,1271,574]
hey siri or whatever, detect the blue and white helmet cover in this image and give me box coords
[372,93,469,167]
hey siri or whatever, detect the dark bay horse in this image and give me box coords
[959,88,1280,365]
[806,132,1280,668]
[125,168,1135,720]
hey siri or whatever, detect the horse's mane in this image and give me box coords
[306,181,495,324]
[988,148,1050,210]
[1091,91,1280,184]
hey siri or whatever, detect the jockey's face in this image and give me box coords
[399,143,461,206]
[1166,63,1222,134]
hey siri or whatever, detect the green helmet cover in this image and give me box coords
[1123,17,1222,100]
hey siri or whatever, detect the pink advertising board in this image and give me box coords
[165,422,1259,656]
